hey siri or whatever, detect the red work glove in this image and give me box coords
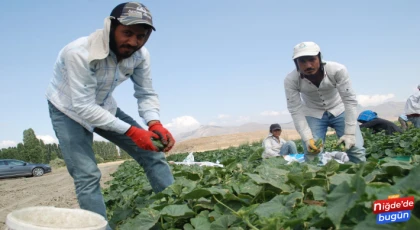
[148,121,176,152]
[125,126,160,152]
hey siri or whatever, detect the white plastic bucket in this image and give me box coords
[6,206,108,230]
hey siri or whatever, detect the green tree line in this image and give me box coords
[0,128,131,165]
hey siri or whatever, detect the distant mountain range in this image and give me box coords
[357,101,405,120]
[174,122,295,142]
[175,101,406,142]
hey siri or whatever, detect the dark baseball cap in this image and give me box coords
[269,124,281,132]
[110,2,156,31]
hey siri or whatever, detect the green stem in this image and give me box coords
[301,187,304,205]
[263,184,266,202]
[243,217,259,230]
[250,184,265,204]
[213,195,238,215]
[326,175,330,192]
[213,195,258,230]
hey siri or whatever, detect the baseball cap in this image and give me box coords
[293,41,321,59]
[269,124,281,132]
[110,2,155,31]
[357,110,378,123]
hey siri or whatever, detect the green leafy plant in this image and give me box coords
[103,128,420,229]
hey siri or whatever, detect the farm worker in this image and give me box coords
[398,114,409,131]
[357,110,403,135]
[284,41,366,163]
[262,123,298,158]
[45,2,175,228]
[404,84,420,128]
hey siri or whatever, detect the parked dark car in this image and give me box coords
[0,159,52,179]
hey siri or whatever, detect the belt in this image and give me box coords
[407,114,420,117]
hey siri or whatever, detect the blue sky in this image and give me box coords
[0,0,419,148]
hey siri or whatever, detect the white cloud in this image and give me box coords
[36,135,58,144]
[260,111,280,116]
[236,116,250,123]
[217,114,230,119]
[357,94,395,107]
[165,116,201,134]
[0,140,17,149]
[281,110,290,115]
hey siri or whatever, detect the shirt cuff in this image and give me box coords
[143,111,160,124]
[111,119,131,134]
[301,129,313,142]
[344,124,356,135]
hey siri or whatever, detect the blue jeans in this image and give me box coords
[48,101,174,229]
[408,117,420,128]
[279,141,298,156]
[302,111,366,163]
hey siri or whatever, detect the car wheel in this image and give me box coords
[32,167,44,177]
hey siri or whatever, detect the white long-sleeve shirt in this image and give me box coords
[284,61,358,142]
[262,134,286,158]
[405,91,420,115]
[46,17,160,134]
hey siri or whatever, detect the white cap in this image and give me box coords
[293,41,321,59]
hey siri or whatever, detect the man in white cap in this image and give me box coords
[45,2,175,227]
[284,41,366,163]
[404,84,420,128]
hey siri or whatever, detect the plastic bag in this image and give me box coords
[283,153,305,164]
[183,152,195,163]
[319,151,349,165]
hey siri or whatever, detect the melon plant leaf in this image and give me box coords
[307,186,327,201]
[119,208,160,230]
[209,215,238,230]
[326,173,366,228]
[160,204,195,218]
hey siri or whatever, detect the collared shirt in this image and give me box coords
[262,134,286,158]
[46,17,159,134]
[405,91,420,115]
[284,61,358,141]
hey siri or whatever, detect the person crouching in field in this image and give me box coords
[357,110,403,135]
[262,124,298,158]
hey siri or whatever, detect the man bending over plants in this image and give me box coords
[45,2,175,229]
[284,42,366,163]
[357,110,403,135]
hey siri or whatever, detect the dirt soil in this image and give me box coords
[0,160,125,230]
[168,129,305,154]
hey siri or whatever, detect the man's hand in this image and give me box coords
[148,121,176,152]
[125,126,159,152]
[337,134,356,150]
[306,139,320,154]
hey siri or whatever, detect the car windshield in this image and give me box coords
[8,160,26,166]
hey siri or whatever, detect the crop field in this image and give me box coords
[103,128,420,230]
